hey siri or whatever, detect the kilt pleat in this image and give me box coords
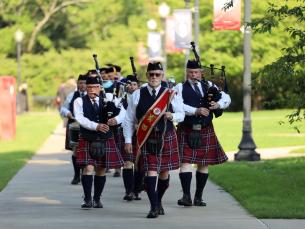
[76,136,124,169]
[177,124,228,165]
[115,128,136,162]
[139,129,180,172]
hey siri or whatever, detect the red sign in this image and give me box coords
[213,0,241,30]
[0,76,16,140]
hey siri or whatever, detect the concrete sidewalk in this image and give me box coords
[0,125,303,229]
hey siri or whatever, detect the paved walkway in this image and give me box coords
[0,125,304,229]
[226,145,305,161]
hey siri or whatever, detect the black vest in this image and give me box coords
[181,80,213,127]
[136,87,174,132]
[69,91,80,116]
[80,95,112,141]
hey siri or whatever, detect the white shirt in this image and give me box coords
[123,85,185,144]
[74,93,126,131]
[60,90,86,118]
[174,81,231,116]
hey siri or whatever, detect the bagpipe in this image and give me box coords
[190,41,228,117]
[92,54,120,124]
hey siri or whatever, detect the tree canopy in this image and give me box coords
[0,0,303,112]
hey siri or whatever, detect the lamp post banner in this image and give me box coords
[173,9,192,48]
[166,17,183,53]
[213,0,241,30]
[147,32,162,59]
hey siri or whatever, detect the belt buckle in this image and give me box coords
[192,124,201,131]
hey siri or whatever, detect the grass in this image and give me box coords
[289,148,305,154]
[0,112,60,191]
[209,157,305,218]
[213,109,305,152]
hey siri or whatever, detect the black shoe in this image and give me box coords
[71,176,80,185]
[123,193,134,201]
[193,197,206,207]
[133,193,141,200]
[146,209,159,218]
[113,171,121,177]
[81,199,92,208]
[158,203,165,215]
[93,199,103,208]
[177,194,192,206]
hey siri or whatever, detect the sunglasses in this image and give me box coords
[148,72,162,77]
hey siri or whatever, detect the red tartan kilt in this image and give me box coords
[114,128,136,162]
[76,136,124,169]
[140,129,180,172]
[177,124,228,165]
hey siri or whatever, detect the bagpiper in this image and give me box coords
[123,62,185,218]
[74,76,124,208]
[175,59,231,207]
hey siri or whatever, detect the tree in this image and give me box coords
[251,0,305,131]
[26,0,91,53]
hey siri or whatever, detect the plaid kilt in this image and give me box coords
[76,136,124,169]
[177,124,228,165]
[139,129,180,172]
[119,129,137,162]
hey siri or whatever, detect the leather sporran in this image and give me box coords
[187,131,202,149]
[146,138,163,155]
[89,140,106,159]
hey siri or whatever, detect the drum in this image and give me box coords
[69,122,80,148]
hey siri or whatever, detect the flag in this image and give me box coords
[173,9,192,48]
[166,17,183,53]
[147,32,162,59]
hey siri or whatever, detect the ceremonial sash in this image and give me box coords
[135,88,176,164]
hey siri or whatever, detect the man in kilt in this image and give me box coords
[175,60,231,207]
[74,76,124,208]
[60,74,87,185]
[123,62,185,218]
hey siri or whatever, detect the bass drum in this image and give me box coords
[68,122,80,148]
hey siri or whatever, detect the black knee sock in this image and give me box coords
[157,176,170,204]
[81,175,93,201]
[179,172,192,197]
[134,170,144,194]
[122,168,134,194]
[93,175,106,201]
[144,176,158,211]
[195,171,209,199]
[72,156,80,178]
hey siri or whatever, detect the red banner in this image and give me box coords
[213,0,241,30]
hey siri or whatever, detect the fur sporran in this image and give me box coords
[187,131,202,149]
[89,140,106,159]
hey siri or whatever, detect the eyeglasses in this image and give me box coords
[148,72,162,77]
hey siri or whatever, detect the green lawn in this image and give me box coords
[213,109,305,152]
[0,112,60,191]
[209,157,305,218]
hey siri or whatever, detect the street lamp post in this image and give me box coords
[184,0,191,80]
[194,0,200,53]
[234,0,260,161]
[158,2,170,75]
[14,29,24,114]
